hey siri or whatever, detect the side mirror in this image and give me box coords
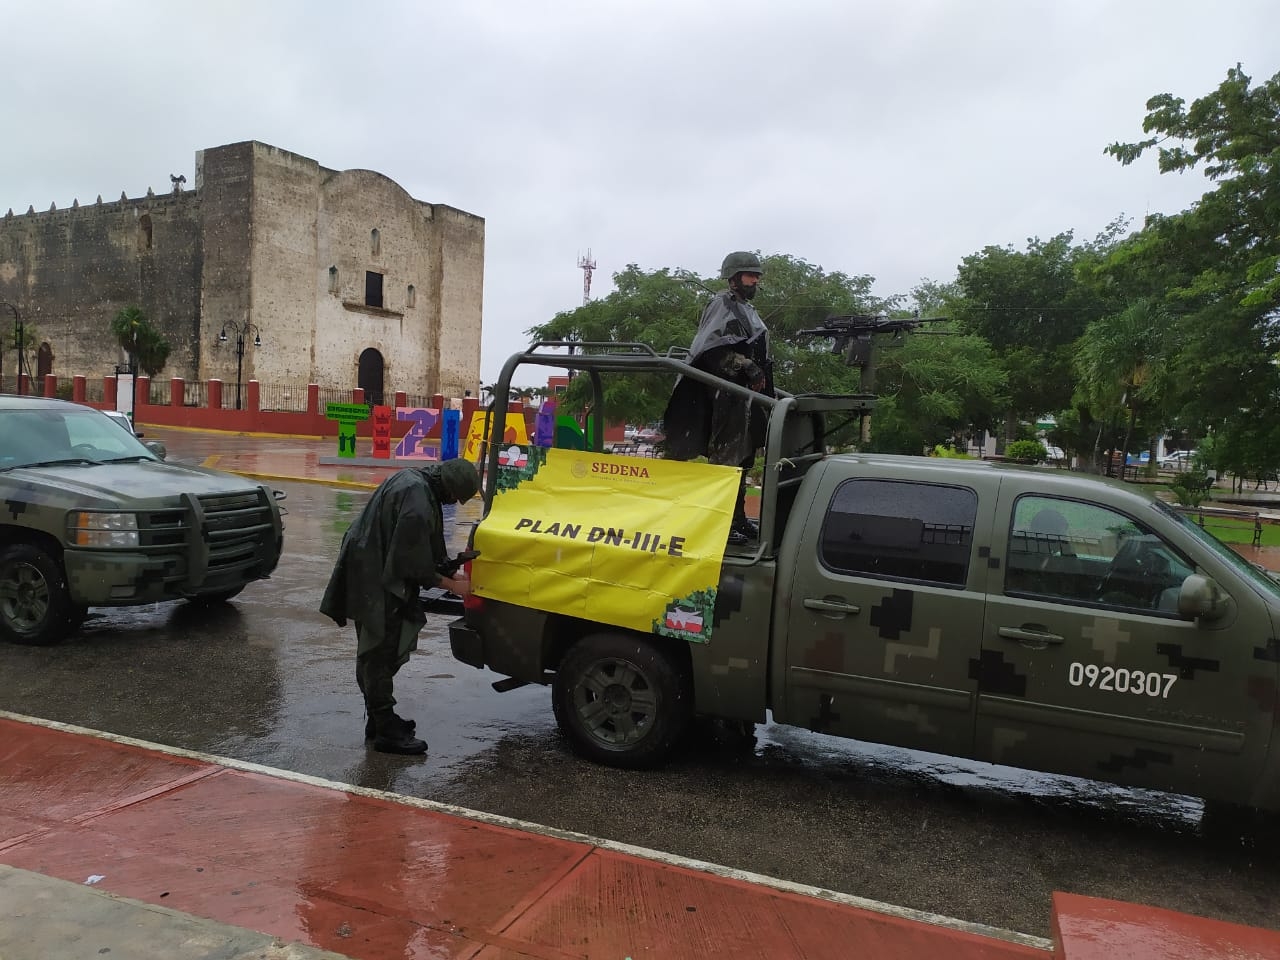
[145,440,168,461]
[1178,574,1227,622]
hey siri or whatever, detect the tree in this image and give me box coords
[761,254,899,397]
[1102,65,1280,438]
[523,254,1011,448]
[1106,64,1280,316]
[525,263,709,425]
[512,386,539,405]
[949,229,1119,448]
[110,306,171,377]
[527,255,895,426]
[859,323,1006,455]
[1209,410,1280,490]
[1073,300,1174,472]
[5,320,43,383]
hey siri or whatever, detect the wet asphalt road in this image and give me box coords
[3,455,1280,938]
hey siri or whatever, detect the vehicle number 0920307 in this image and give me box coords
[1068,662,1177,698]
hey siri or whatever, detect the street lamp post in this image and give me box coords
[217,320,262,411]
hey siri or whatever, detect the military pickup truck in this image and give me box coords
[450,344,1280,813]
[1,396,285,646]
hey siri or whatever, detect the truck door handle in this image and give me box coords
[997,626,1064,646]
[803,598,861,615]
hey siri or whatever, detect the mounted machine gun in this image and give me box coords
[796,313,948,442]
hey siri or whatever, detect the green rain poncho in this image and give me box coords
[320,459,479,658]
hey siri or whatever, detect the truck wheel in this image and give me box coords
[0,544,74,646]
[553,633,692,768]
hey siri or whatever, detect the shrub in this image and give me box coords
[931,444,974,459]
[1169,466,1213,508]
[1005,439,1047,463]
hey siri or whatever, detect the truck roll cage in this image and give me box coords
[478,342,877,556]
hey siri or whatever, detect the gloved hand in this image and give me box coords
[436,549,480,578]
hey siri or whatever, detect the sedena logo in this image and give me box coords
[570,460,588,478]
[590,462,650,479]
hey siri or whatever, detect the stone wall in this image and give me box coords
[0,140,485,398]
[195,142,254,385]
[315,166,437,398]
[432,204,485,399]
[0,191,203,382]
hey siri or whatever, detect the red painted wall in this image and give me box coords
[69,376,541,443]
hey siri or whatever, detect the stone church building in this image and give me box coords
[0,141,484,401]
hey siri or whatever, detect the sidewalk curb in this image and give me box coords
[218,468,379,491]
[144,423,328,441]
[0,710,1053,953]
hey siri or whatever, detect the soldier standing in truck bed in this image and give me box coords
[663,251,772,545]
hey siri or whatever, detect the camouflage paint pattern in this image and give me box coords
[450,347,1280,811]
[1,398,284,610]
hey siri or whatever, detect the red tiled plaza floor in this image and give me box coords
[0,718,1046,959]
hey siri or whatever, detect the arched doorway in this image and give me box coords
[358,348,385,405]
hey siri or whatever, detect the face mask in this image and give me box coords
[736,281,757,301]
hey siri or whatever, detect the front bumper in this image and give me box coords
[60,488,283,606]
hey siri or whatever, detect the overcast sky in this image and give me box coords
[3,1,1277,384]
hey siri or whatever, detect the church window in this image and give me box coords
[406,284,416,308]
[328,265,339,295]
[370,228,380,257]
[365,271,384,309]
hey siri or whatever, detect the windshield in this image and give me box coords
[1155,500,1280,600]
[0,407,157,470]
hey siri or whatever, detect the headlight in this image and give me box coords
[68,512,140,548]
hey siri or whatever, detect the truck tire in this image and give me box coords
[0,544,74,646]
[553,632,692,769]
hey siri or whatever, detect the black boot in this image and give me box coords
[369,711,427,755]
[372,729,428,755]
[364,712,416,740]
[728,516,758,545]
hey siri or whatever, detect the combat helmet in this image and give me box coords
[720,251,764,280]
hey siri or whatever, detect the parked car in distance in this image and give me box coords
[102,409,141,437]
[101,409,167,460]
[1160,450,1198,469]
[0,396,285,645]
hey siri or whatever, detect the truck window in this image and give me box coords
[1005,495,1194,613]
[819,479,977,587]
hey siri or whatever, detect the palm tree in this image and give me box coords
[110,306,171,377]
[1074,300,1172,472]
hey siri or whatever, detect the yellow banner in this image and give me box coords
[473,448,741,641]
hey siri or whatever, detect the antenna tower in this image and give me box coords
[577,249,597,305]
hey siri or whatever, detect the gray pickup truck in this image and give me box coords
[1,396,285,646]
[450,344,1280,813]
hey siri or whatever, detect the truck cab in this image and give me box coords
[450,344,1280,813]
